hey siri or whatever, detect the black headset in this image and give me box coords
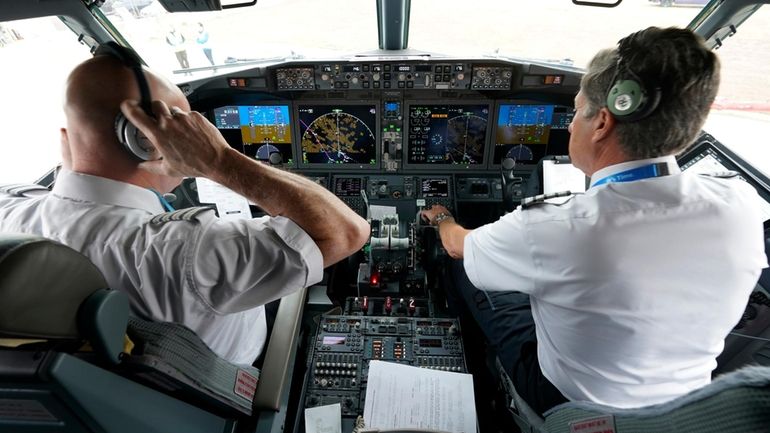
[605,33,662,123]
[94,41,156,161]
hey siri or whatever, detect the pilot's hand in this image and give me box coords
[120,99,233,178]
[420,205,450,226]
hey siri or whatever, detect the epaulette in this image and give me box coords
[520,190,575,210]
[150,206,214,225]
[697,171,740,179]
[0,183,49,197]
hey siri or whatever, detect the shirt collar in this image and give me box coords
[589,155,680,188]
[52,169,165,214]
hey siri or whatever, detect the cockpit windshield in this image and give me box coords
[105,0,710,81]
[0,0,768,183]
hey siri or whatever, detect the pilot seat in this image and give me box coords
[496,355,770,433]
[0,233,306,432]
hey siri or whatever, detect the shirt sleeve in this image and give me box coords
[463,209,539,294]
[188,215,324,314]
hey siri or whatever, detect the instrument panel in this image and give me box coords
[189,57,581,214]
[196,58,580,174]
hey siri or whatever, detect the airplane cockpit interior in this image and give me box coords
[2,0,770,432]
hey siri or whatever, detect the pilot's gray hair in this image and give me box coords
[580,27,720,159]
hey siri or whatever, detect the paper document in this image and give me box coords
[363,360,476,433]
[304,403,341,433]
[542,160,587,204]
[195,178,252,221]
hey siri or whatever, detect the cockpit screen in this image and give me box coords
[212,105,293,164]
[334,177,363,197]
[407,104,489,165]
[421,178,449,198]
[298,104,378,166]
[493,104,573,165]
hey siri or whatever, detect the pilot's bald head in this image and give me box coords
[62,54,189,176]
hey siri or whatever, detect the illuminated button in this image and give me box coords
[406,81,414,88]
[443,66,451,73]
[397,81,405,88]
[434,65,441,73]
[434,74,442,82]
[373,81,380,88]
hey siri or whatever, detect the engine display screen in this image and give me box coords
[212,105,293,164]
[334,177,363,197]
[407,104,489,165]
[421,178,449,198]
[493,104,573,165]
[298,104,378,166]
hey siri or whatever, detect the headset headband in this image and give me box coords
[94,42,153,116]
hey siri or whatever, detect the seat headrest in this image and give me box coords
[0,233,109,339]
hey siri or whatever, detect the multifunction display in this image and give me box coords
[407,104,489,165]
[421,178,449,198]
[298,104,378,166]
[334,177,364,197]
[493,104,573,165]
[212,105,293,164]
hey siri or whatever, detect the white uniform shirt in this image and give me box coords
[464,156,768,408]
[0,170,324,365]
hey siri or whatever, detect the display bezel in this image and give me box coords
[294,100,381,171]
[209,102,296,168]
[403,100,492,171]
[488,100,574,169]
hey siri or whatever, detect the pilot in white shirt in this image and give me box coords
[0,46,369,364]
[0,169,323,364]
[422,27,768,411]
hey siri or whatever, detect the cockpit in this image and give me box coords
[1,1,770,432]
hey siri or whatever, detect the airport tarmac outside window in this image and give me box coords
[0,16,91,184]
[103,0,376,83]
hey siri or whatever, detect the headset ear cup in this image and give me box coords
[114,112,154,161]
[606,79,646,119]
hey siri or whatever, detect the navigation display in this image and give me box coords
[298,104,378,167]
[407,104,489,165]
[493,104,573,165]
[212,105,293,164]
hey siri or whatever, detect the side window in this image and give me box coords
[705,6,770,176]
[0,17,91,184]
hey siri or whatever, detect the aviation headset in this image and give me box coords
[605,32,662,123]
[94,41,156,161]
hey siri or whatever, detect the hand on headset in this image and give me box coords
[120,99,234,179]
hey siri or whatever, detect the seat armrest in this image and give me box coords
[253,287,307,410]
